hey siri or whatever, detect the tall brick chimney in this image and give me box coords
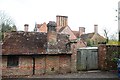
[47,21,57,43]
[94,24,98,34]
[24,24,29,32]
[79,27,85,37]
[56,15,68,32]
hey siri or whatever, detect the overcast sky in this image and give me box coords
[0,0,119,37]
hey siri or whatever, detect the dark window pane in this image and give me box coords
[7,56,19,67]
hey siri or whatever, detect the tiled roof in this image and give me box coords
[80,33,94,41]
[2,31,71,55]
[47,33,70,54]
[58,26,77,40]
[36,24,42,28]
[72,31,79,38]
[58,27,66,32]
[57,34,70,52]
[2,31,47,55]
[80,32,106,42]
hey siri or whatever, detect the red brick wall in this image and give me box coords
[56,26,63,32]
[2,54,71,76]
[98,44,107,70]
[47,32,57,43]
[60,26,77,40]
[38,23,47,33]
[71,43,77,72]
[35,56,45,75]
[70,41,86,72]
[2,56,33,76]
[46,55,59,74]
[59,55,71,73]
[76,40,86,48]
[98,44,120,70]
[19,56,33,75]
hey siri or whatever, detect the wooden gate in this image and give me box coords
[77,47,98,71]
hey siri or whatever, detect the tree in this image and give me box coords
[110,32,118,41]
[87,39,92,46]
[0,11,14,25]
[0,10,17,41]
[104,30,119,45]
[103,28,109,43]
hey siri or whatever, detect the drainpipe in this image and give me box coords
[32,56,35,75]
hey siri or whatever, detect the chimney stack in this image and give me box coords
[56,15,68,32]
[79,27,85,37]
[47,21,57,43]
[24,24,29,32]
[47,21,56,32]
[94,24,98,34]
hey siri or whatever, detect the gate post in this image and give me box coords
[98,44,107,70]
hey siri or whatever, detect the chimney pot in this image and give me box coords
[94,24,98,34]
[24,24,29,32]
[47,21,56,32]
[56,15,68,32]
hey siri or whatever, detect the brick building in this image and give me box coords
[34,22,47,33]
[55,15,87,72]
[2,21,72,76]
[73,24,106,46]
[56,15,86,47]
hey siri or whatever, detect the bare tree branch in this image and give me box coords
[0,10,16,41]
[0,10,15,26]
[103,28,109,43]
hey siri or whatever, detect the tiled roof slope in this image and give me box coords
[72,31,79,38]
[2,31,71,55]
[80,32,106,42]
[80,33,94,41]
[2,31,47,55]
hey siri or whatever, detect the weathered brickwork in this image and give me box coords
[98,44,107,70]
[39,22,47,33]
[35,55,71,75]
[98,44,120,70]
[35,56,46,75]
[71,43,77,72]
[59,55,71,73]
[2,56,7,69]
[47,32,57,43]
[2,54,71,76]
[19,56,33,75]
[2,56,33,76]
[46,55,59,74]
[60,26,77,40]
[2,21,72,77]
[56,15,68,32]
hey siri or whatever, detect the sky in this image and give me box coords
[0,0,119,37]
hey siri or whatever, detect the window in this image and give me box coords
[7,56,19,67]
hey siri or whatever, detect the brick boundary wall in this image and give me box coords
[71,43,77,72]
[98,44,120,70]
